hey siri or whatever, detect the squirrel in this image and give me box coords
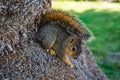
[35,10,92,68]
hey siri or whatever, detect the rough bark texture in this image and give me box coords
[0,0,108,80]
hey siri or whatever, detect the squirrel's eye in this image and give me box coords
[71,46,76,52]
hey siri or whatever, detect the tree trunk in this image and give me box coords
[0,0,108,80]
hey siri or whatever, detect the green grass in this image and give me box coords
[53,1,120,80]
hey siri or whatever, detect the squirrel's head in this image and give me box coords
[64,36,82,59]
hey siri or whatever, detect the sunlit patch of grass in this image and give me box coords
[53,1,120,80]
[52,1,120,12]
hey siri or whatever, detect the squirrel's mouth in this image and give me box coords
[73,56,78,59]
[73,57,77,59]
[71,54,78,59]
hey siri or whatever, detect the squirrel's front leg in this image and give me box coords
[62,54,73,68]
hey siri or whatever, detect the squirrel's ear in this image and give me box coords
[68,36,77,43]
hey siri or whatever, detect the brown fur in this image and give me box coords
[40,10,84,34]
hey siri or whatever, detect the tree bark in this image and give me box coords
[0,0,108,80]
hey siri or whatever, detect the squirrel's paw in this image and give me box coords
[62,55,74,68]
[49,49,56,55]
[69,62,74,68]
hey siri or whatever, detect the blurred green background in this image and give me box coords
[53,0,120,80]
